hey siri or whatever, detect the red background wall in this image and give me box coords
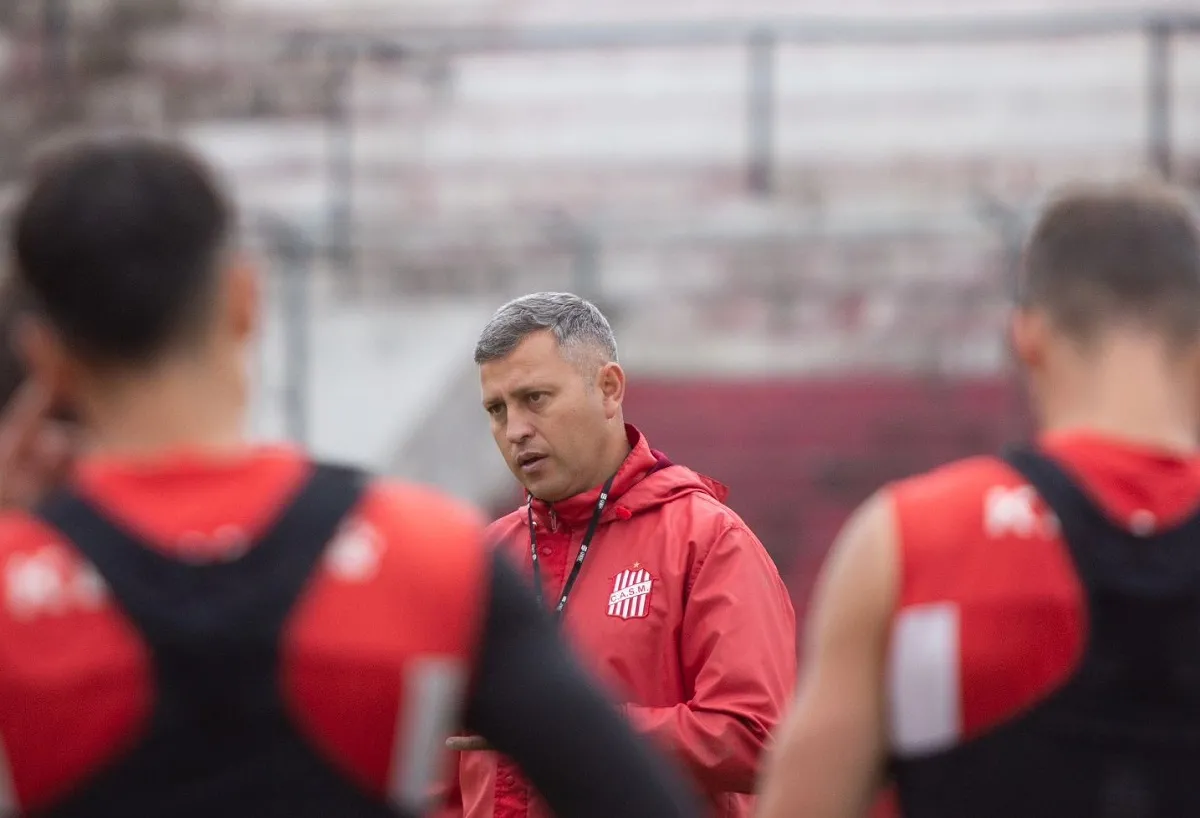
[623,373,1028,619]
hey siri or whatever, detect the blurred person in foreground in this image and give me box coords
[440,292,797,818]
[0,137,702,818]
[757,182,1200,818]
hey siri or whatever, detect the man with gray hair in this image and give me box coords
[441,292,797,818]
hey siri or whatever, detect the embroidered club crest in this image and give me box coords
[607,563,653,620]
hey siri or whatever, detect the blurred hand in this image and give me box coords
[446,735,492,752]
[0,381,74,511]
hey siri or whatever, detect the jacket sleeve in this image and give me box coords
[623,522,798,794]
[463,550,703,818]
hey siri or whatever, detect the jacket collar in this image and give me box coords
[529,424,662,529]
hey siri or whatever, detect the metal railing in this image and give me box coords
[274,9,1200,276]
[252,9,1200,443]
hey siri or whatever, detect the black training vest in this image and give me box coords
[27,464,409,818]
[893,447,1200,818]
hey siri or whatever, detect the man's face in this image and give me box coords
[479,330,614,502]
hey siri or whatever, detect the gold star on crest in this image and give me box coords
[632,561,641,569]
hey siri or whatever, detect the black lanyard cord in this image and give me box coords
[528,474,617,618]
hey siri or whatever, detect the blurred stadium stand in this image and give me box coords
[2,0,1200,612]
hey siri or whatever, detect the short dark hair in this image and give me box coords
[10,135,233,365]
[1020,183,1200,346]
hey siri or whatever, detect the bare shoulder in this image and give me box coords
[759,497,897,818]
[809,492,899,649]
[818,455,1018,639]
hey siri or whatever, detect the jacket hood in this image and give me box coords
[528,424,727,529]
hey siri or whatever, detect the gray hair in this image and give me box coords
[474,292,618,365]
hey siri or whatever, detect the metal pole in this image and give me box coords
[262,216,314,446]
[283,233,313,446]
[326,51,356,285]
[1003,223,1024,303]
[970,191,1027,301]
[569,224,601,301]
[43,0,69,85]
[746,29,777,197]
[1146,23,1173,180]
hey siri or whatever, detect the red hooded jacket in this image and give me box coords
[441,426,797,818]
